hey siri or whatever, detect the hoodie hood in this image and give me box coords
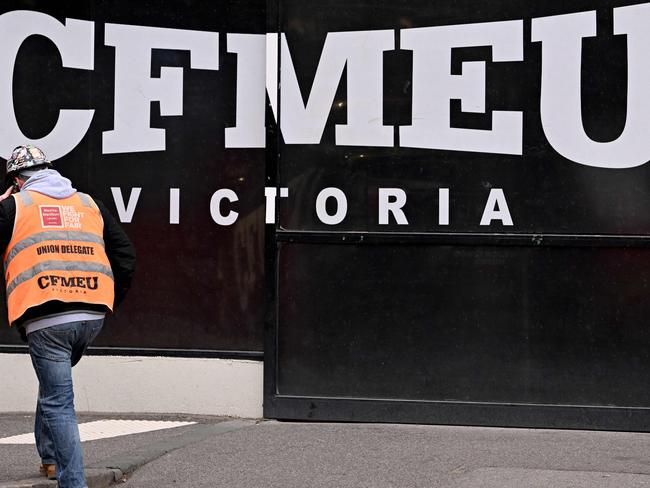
[20,169,76,199]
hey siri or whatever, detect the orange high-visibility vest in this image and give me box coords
[3,190,114,325]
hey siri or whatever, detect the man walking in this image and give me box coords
[0,145,136,488]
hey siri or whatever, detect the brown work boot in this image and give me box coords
[39,463,56,480]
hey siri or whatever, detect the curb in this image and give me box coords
[0,420,256,488]
[0,468,123,488]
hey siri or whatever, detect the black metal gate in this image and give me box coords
[264,0,650,430]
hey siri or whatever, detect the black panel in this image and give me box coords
[277,243,650,407]
[0,1,266,354]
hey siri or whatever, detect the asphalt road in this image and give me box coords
[121,421,650,488]
[4,414,650,487]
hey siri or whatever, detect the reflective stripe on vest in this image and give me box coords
[6,260,114,296]
[4,231,105,270]
[15,191,33,206]
[3,191,114,325]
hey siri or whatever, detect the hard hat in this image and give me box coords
[5,144,51,179]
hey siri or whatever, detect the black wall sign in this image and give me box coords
[0,1,267,357]
[265,0,650,430]
[2,0,649,430]
[272,0,650,234]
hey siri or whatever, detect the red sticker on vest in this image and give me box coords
[39,206,63,228]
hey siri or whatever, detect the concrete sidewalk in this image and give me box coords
[0,413,254,488]
[2,414,650,487]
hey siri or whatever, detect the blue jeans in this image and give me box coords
[27,319,104,488]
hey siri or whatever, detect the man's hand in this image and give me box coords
[0,185,13,202]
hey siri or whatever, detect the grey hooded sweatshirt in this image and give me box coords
[20,168,77,198]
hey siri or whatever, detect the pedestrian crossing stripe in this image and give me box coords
[0,419,196,444]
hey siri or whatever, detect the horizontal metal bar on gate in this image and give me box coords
[0,345,264,360]
[274,231,650,247]
[265,395,650,432]
[273,393,650,410]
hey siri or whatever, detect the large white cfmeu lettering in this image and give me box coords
[532,3,650,168]
[279,30,394,147]
[1,4,650,169]
[0,11,94,160]
[103,23,219,154]
[400,20,523,155]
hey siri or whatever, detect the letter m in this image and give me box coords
[278,31,394,146]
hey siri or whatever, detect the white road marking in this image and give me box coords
[0,419,196,444]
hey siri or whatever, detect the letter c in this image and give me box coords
[37,276,49,289]
[0,11,94,160]
[209,189,239,225]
